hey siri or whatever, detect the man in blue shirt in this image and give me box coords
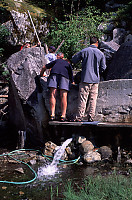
[72,36,107,122]
[40,53,74,122]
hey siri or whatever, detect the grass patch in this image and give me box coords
[63,172,132,200]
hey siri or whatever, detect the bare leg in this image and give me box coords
[49,87,57,116]
[60,89,68,117]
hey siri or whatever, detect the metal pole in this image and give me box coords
[27,10,41,48]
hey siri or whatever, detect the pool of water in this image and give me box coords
[0,149,131,200]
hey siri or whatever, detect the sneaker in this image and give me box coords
[50,115,55,121]
[88,115,93,122]
[60,116,66,122]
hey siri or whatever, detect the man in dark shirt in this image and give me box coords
[40,52,74,121]
[72,36,107,122]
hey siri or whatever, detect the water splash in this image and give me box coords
[37,138,72,177]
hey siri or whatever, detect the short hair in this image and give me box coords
[49,46,56,52]
[90,36,99,44]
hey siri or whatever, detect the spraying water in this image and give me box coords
[37,138,72,177]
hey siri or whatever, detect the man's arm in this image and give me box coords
[72,51,82,64]
[100,54,107,74]
[40,65,47,77]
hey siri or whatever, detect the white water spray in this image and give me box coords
[37,138,72,177]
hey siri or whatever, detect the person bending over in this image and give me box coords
[40,52,74,122]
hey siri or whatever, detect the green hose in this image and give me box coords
[0,149,39,185]
[0,149,80,185]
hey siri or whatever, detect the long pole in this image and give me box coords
[55,40,65,54]
[27,10,41,48]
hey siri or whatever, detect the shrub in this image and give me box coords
[45,7,104,62]
[0,25,10,57]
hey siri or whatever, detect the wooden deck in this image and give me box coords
[49,121,132,128]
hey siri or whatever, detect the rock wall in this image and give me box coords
[40,78,132,123]
[96,79,132,122]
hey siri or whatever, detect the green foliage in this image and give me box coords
[1,63,10,81]
[0,25,10,58]
[45,7,104,61]
[0,24,10,44]
[63,173,132,200]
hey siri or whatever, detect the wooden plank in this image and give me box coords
[49,121,99,126]
[49,121,132,128]
[97,122,132,128]
[49,121,83,126]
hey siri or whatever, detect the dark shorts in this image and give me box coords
[48,74,70,91]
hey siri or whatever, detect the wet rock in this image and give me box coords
[8,159,18,164]
[44,141,57,157]
[29,159,36,165]
[36,155,46,162]
[61,150,68,160]
[54,146,68,160]
[15,167,24,174]
[66,146,76,160]
[83,151,101,163]
[98,146,112,159]
[79,140,94,154]
[76,136,86,144]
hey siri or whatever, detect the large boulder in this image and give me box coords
[79,140,94,154]
[2,9,48,46]
[98,146,112,160]
[99,40,120,79]
[7,47,48,148]
[83,151,101,163]
[106,42,132,80]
